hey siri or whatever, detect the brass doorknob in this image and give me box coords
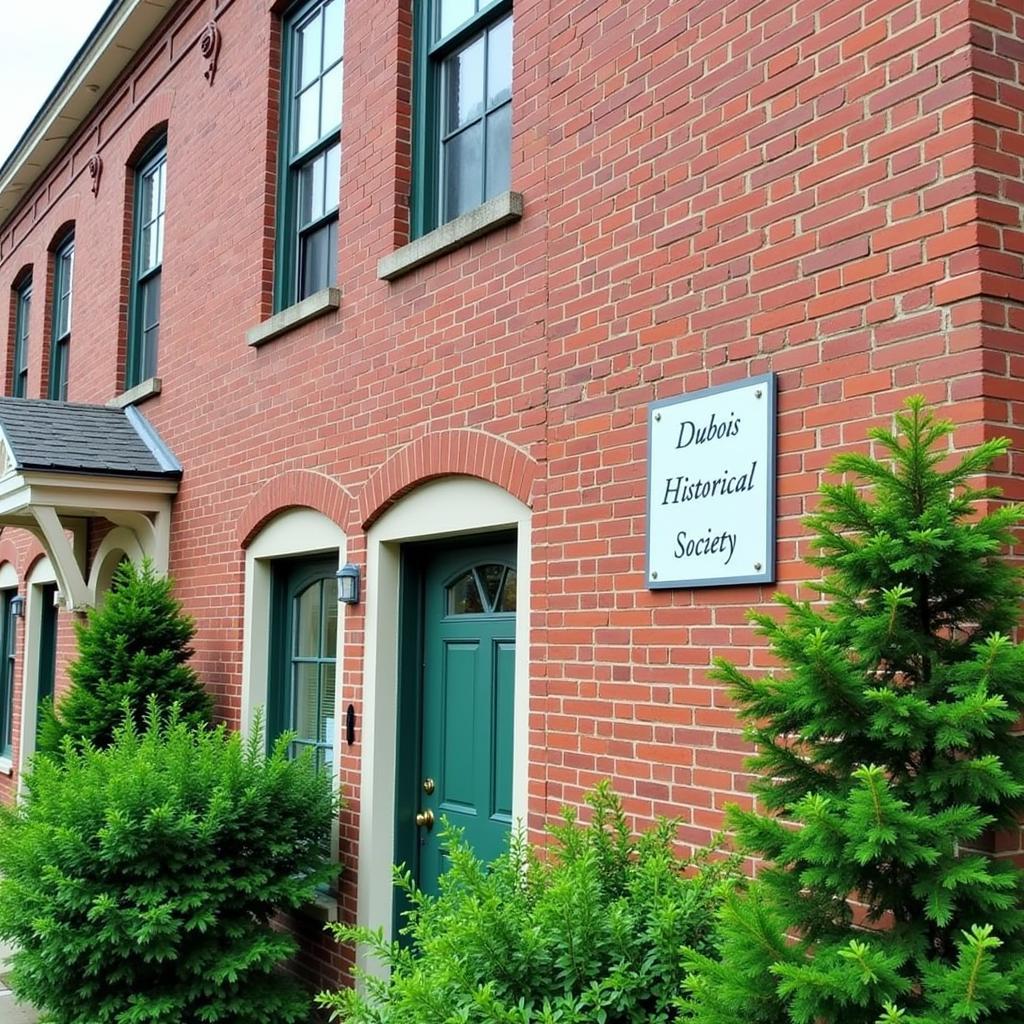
[415,809,435,830]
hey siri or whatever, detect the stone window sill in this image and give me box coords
[0,756,12,777]
[299,890,339,923]
[378,191,524,281]
[108,377,162,409]
[247,287,341,348]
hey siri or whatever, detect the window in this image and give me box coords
[127,139,167,389]
[413,0,513,237]
[11,277,30,398]
[269,557,338,773]
[276,0,344,309]
[0,589,17,759]
[49,234,74,402]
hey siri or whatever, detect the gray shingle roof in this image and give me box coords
[0,398,181,479]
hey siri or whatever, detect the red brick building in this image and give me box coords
[0,0,1022,990]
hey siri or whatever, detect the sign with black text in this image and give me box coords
[647,374,776,589]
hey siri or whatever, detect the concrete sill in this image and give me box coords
[299,891,339,923]
[247,287,341,348]
[108,377,162,409]
[0,757,12,777]
[378,191,524,281]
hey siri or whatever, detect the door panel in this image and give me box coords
[492,640,515,821]
[412,540,516,898]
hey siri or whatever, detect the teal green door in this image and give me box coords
[414,542,517,897]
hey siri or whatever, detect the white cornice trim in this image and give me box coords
[0,0,177,231]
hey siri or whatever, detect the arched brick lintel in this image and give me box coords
[360,430,540,530]
[237,470,355,549]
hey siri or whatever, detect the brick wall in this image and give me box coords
[0,0,1022,980]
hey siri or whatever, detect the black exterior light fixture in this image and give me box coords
[9,594,24,619]
[337,563,360,606]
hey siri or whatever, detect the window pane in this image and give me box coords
[320,63,342,137]
[295,582,321,657]
[438,0,475,40]
[487,15,513,107]
[53,339,68,401]
[448,571,484,615]
[443,121,483,221]
[300,222,332,298]
[296,84,320,152]
[444,35,485,134]
[322,663,336,732]
[142,327,159,381]
[324,142,341,213]
[293,663,320,743]
[322,577,338,659]
[328,219,338,290]
[484,103,511,198]
[323,0,344,68]
[498,569,517,612]
[299,153,326,226]
[297,11,323,89]
[142,274,161,332]
[479,565,504,610]
[140,170,157,227]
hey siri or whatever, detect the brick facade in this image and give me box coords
[1,0,1022,988]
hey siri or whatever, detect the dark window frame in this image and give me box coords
[126,136,167,390]
[411,0,513,239]
[274,0,345,312]
[268,556,339,774]
[11,276,31,398]
[0,589,18,759]
[49,234,74,402]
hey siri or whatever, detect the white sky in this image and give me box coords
[0,0,112,166]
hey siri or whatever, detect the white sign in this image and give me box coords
[647,374,776,589]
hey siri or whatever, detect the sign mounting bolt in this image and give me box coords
[651,571,659,580]
[754,562,763,571]
[755,389,763,398]
[654,412,661,422]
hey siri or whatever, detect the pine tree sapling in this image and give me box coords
[0,704,337,1024]
[681,399,1024,1024]
[39,558,213,754]
[321,783,740,1024]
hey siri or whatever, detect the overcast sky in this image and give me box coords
[0,0,112,166]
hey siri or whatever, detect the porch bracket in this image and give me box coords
[30,505,93,611]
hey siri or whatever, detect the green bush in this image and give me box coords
[320,783,739,1024]
[681,399,1024,1023]
[39,559,213,756]
[0,704,337,1024]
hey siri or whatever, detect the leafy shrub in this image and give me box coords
[681,399,1024,1023]
[39,558,212,756]
[320,783,739,1024]
[0,704,337,1024]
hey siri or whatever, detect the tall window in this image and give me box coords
[127,139,167,389]
[276,0,344,309]
[11,277,30,398]
[413,0,512,237]
[49,234,74,402]
[0,589,17,759]
[269,558,338,773]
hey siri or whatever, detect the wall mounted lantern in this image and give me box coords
[337,564,360,606]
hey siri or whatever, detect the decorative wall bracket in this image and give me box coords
[88,155,103,197]
[200,21,222,86]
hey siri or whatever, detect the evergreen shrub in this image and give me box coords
[39,558,213,755]
[681,399,1024,1023]
[0,704,337,1024]
[320,782,740,1024]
